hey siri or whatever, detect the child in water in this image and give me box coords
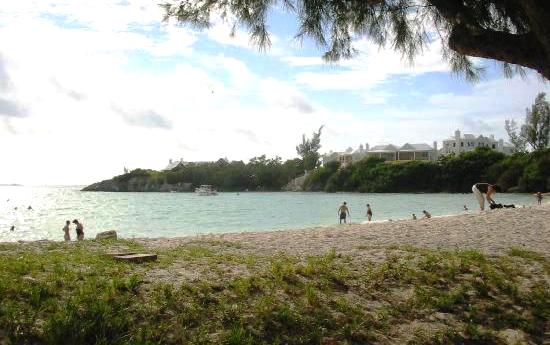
[62,220,71,241]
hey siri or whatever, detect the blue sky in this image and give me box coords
[0,0,548,185]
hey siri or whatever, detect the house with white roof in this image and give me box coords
[163,158,187,171]
[441,130,514,156]
[322,141,438,167]
[367,142,438,161]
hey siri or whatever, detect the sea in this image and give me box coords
[0,185,538,242]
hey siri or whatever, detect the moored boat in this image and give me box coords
[195,185,218,196]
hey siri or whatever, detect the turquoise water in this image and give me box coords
[0,186,539,242]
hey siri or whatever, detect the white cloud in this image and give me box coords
[285,38,449,93]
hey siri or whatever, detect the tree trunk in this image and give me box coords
[429,0,550,79]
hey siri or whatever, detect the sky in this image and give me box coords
[0,0,549,186]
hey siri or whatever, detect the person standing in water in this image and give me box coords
[534,192,549,205]
[338,202,350,224]
[472,183,500,211]
[62,220,71,242]
[412,213,417,220]
[72,219,84,241]
[366,204,373,221]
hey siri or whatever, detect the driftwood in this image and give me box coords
[113,254,157,263]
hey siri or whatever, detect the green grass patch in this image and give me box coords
[0,241,548,344]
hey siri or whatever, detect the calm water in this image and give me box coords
[0,186,538,242]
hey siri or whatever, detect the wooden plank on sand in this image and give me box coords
[105,252,137,257]
[113,254,157,263]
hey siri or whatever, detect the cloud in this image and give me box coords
[0,54,11,91]
[51,79,86,101]
[111,104,173,129]
[0,97,26,118]
[285,38,449,93]
[235,129,261,144]
[463,118,494,133]
[259,78,315,113]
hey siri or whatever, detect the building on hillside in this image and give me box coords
[322,141,438,167]
[338,154,353,168]
[441,129,514,156]
[367,142,438,161]
[163,158,187,171]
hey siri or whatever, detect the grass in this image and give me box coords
[0,240,548,344]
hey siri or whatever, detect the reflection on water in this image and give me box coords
[0,186,538,242]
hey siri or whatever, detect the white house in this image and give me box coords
[441,130,514,156]
[163,158,187,171]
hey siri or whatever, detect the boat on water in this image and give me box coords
[195,185,218,196]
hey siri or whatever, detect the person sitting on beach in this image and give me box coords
[472,183,500,211]
[422,210,431,219]
[338,202,350,224]
[72,219,84,241]
[366,203,373,221]
[63,220,71,242]
[412,213,417,220]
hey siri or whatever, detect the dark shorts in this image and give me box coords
[340,212,346,219]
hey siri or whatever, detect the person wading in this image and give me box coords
[366,203,373,221]
[73,219,84,241]
[338,202,350,224]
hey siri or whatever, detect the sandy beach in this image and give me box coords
[137,203,550,257]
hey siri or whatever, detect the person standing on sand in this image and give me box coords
[422,210,431,219]
[472,183,500,211]
[366,204,373,221]
[338,202,350,224]
[62,220,71,242]
[73,219,84,241]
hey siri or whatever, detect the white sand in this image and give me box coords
[138,203,550,257]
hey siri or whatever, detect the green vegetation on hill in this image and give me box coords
[84,156,304,192]
[0,241,548,344]
[83,147,549,193]
[305,148,550,193]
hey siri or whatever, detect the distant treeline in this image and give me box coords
[97,148,549,193]
[110,155,304,192]
[304,147,550,193]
